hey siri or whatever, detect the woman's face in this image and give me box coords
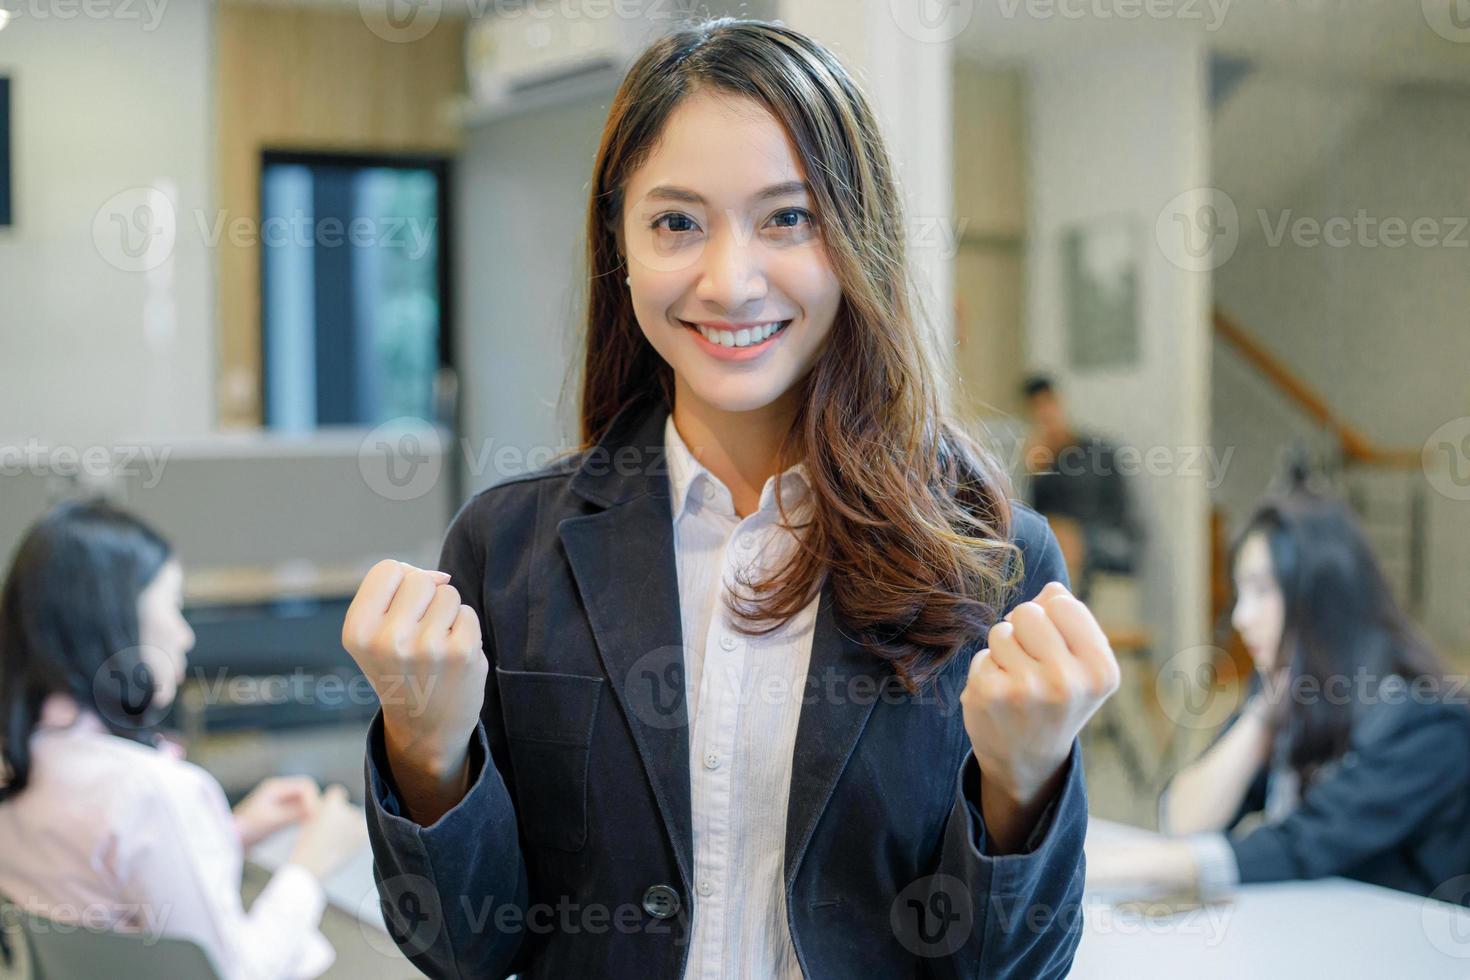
[137,559,194,708]
[620,89,843,416]
[1231,531,1286,674]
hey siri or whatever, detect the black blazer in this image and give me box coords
[1175,672,1470,900]
[362,396,1089,978]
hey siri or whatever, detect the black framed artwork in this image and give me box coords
[0,77,10,226]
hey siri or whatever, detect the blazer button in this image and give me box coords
[642,884,681,919]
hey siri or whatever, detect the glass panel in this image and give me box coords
[261,157,442,431]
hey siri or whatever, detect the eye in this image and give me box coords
[764,207,817,243]
[767,207,813,230]
[651,212,700,235]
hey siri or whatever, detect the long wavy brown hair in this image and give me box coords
[576,18,1018,691]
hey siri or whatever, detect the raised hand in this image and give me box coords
[341,560,488,819]
[961,581,1119,818]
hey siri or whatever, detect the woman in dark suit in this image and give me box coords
[1089,491,1470,902]
[341,19,1120,978]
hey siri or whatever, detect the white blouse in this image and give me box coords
[0,699,334,980]
[665,414,819,980]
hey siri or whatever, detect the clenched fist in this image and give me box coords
[961,581,1119,813]
[341,560,488,795]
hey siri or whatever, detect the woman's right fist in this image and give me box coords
[341,559,488,774]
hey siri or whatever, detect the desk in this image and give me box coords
[1074,818,1470,978]
[249,813,1470,975]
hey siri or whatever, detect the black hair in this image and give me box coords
[1233,491,1446,788]
[1021,374,1055,400]
[0,499,175,803]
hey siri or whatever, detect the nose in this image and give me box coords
[695,223,766,313]
[1230,599,1249,638]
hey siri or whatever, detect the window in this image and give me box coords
[259,151,451,431]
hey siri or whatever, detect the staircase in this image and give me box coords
[1212,308,1427,618]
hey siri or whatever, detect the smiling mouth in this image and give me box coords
[680,319,792,349]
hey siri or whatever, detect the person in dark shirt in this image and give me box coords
[1087,490,1470,903]
[1021,375,1143,599]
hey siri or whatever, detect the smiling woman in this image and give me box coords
[350,17,1116,980]
[581,34,1028,681]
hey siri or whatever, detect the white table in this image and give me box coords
[1074,818,1470,978]
[248,809,386,935]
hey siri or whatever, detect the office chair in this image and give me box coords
[0,896,221,980]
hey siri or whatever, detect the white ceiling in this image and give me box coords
[955,0,1470,86]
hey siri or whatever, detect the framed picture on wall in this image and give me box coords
[1062,216,1140,370]
[0,77,11,226]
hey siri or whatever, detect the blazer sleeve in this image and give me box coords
[930,503,1088,979]
[1227,684,1470,884]
[362,491,530,978]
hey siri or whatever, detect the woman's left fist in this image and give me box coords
[961,581,1120,804]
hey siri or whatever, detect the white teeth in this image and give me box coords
[692,321,788,348]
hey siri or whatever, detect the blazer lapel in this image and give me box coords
[558,397,694,886]
[783,575,891,889]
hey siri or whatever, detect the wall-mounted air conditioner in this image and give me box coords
[460,1,695,124]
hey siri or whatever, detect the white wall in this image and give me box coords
[1024,41,1213,664]
[0,2,215,449]
[452,93,609,492]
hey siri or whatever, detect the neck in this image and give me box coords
[670,380,802,519]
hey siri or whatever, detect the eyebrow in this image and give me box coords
[643,180,810,206]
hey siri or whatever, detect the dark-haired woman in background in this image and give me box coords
[1088,491,1470,901]
[0,500,365,979]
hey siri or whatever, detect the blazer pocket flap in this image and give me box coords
[495,667,604,747]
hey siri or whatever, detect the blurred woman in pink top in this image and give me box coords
[0,500,365,980]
